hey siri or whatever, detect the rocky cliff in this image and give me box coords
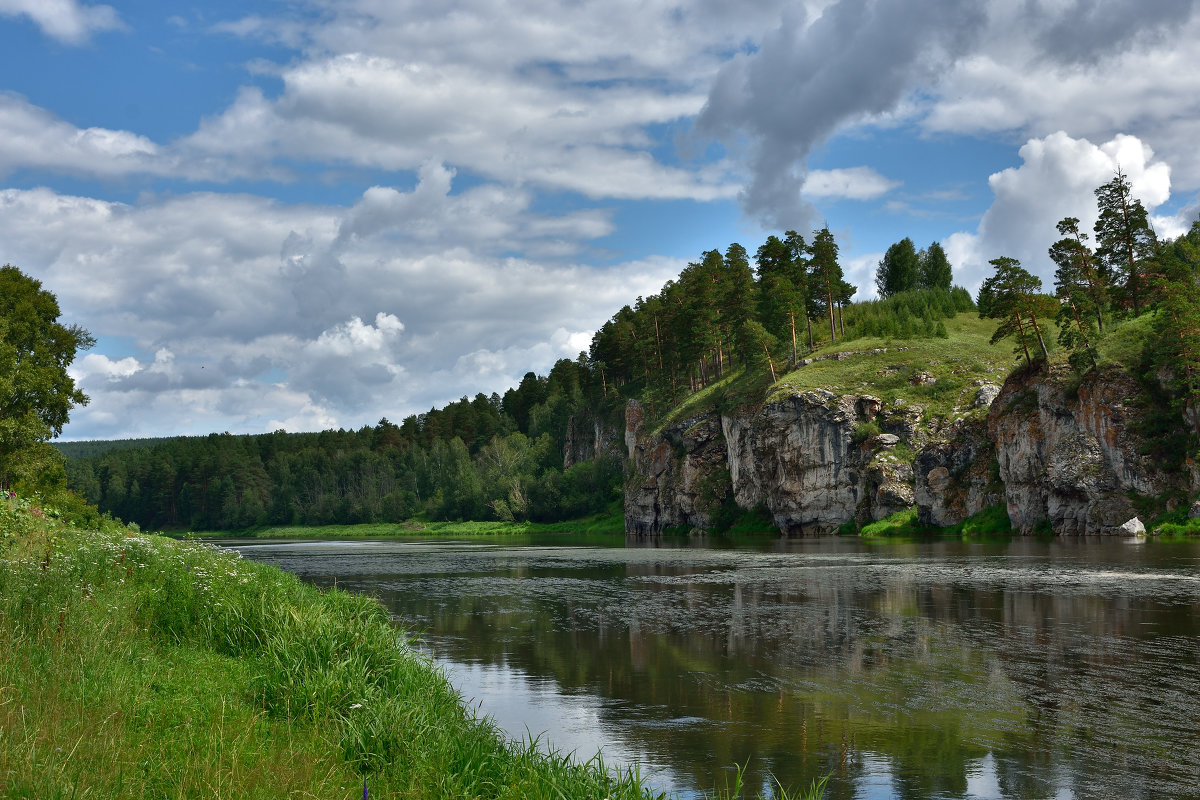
[624,363,1192,536]
[626,390,931,535]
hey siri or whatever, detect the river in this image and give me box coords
[234,534,1200,800]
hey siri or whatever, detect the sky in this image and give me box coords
[2,0,1199,441]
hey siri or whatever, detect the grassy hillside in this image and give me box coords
[654,312,1018,432]
[0,495,653,799]
[0,493,828,798]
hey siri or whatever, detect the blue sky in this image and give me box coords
[2,0,1199,440]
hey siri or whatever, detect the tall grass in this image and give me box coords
[1,494,825,799]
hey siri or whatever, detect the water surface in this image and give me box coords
[235,535,1200,800]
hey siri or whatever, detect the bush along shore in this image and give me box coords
[0,494,826,800]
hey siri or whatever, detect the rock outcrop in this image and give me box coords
[983,364,1170,534]
[624,405,730,534]
[625,361,1189,536]
[563,411,622,469]
[626,390,927,536]
[913,418,1001,527]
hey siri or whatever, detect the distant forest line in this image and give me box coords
[61,177,1200,530]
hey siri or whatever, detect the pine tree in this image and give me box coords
[1049,217,1103,371]
[755,234,807,366]
[1149,219,1200,437]
[810,227,845,344]
[1094,169,1157,316]
[979,256,1053,365]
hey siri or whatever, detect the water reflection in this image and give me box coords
[235,536,1200,800]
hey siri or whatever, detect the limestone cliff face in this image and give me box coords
[625,362,1189,536]
[563,411,622,469]
[983,365,1174,534]
[624,403,730,534]
[625,390,921,535]
[912,418,1000,527]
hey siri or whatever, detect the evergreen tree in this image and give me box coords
[1094,169,1157,315]
[720,243,758,370]
[1049,217,1103,371]
[1149,218,1200,437]
[755,234,805,366]
[810,227,846,344]
[918,241,953,291]
[979,256,1053,364]
[784,230,815,352]
[875,237,920,298]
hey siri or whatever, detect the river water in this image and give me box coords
[234,534,1200,800]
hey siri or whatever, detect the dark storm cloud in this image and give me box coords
[1030,0,1198,65]
[697,0,987,230]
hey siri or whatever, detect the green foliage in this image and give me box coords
[1094,169,1157,316]
[853,421,882,443]
[0,265,94,492]
[876,237,921,297]
[918,241,954,292]
[1145,217,1200,439]
[979,256,1054,365]
[859,508,923,536]
[842,287,974,342]
[951,505,1013,535]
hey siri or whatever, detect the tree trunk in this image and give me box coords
[789,312,798,367]
[1028,314,1050,362]
[827,290,836,343]
[1014,313,1032,364]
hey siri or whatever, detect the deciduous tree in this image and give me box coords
[875,237,920,298]
[0,265,94,490]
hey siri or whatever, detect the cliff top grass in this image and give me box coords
[768,313,1016,417]
[651,309,1166,436]
[652,313,1019,432]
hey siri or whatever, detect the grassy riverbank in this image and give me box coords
[0,495,646,799]
[189,507,626,541]
[0,495,825,799]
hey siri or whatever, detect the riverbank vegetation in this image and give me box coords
[3,493,836,799]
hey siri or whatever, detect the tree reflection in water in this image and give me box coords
[236,536,1200,800]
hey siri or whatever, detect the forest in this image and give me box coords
[39,171,1200,531]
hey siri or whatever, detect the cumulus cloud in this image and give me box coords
[803,168,900,200]
[0,0,120,44]
[2,179,680,439]
[182,54,731,200]
[0,94,167,179]
[944,132,1172,294]
[698,0,1200,227]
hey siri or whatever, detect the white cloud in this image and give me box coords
[697,0,1200,228]
[1,180,681,439]
[803,167,900,200]
[182,54,730,200]
[946,131,1172,295]
[0,94,168,179]
[922,6,1200,186]
[0,0,121,44]
[842,252,885,302]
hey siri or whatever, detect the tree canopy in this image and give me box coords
[875,237,920,298]
[1,264,94,490]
